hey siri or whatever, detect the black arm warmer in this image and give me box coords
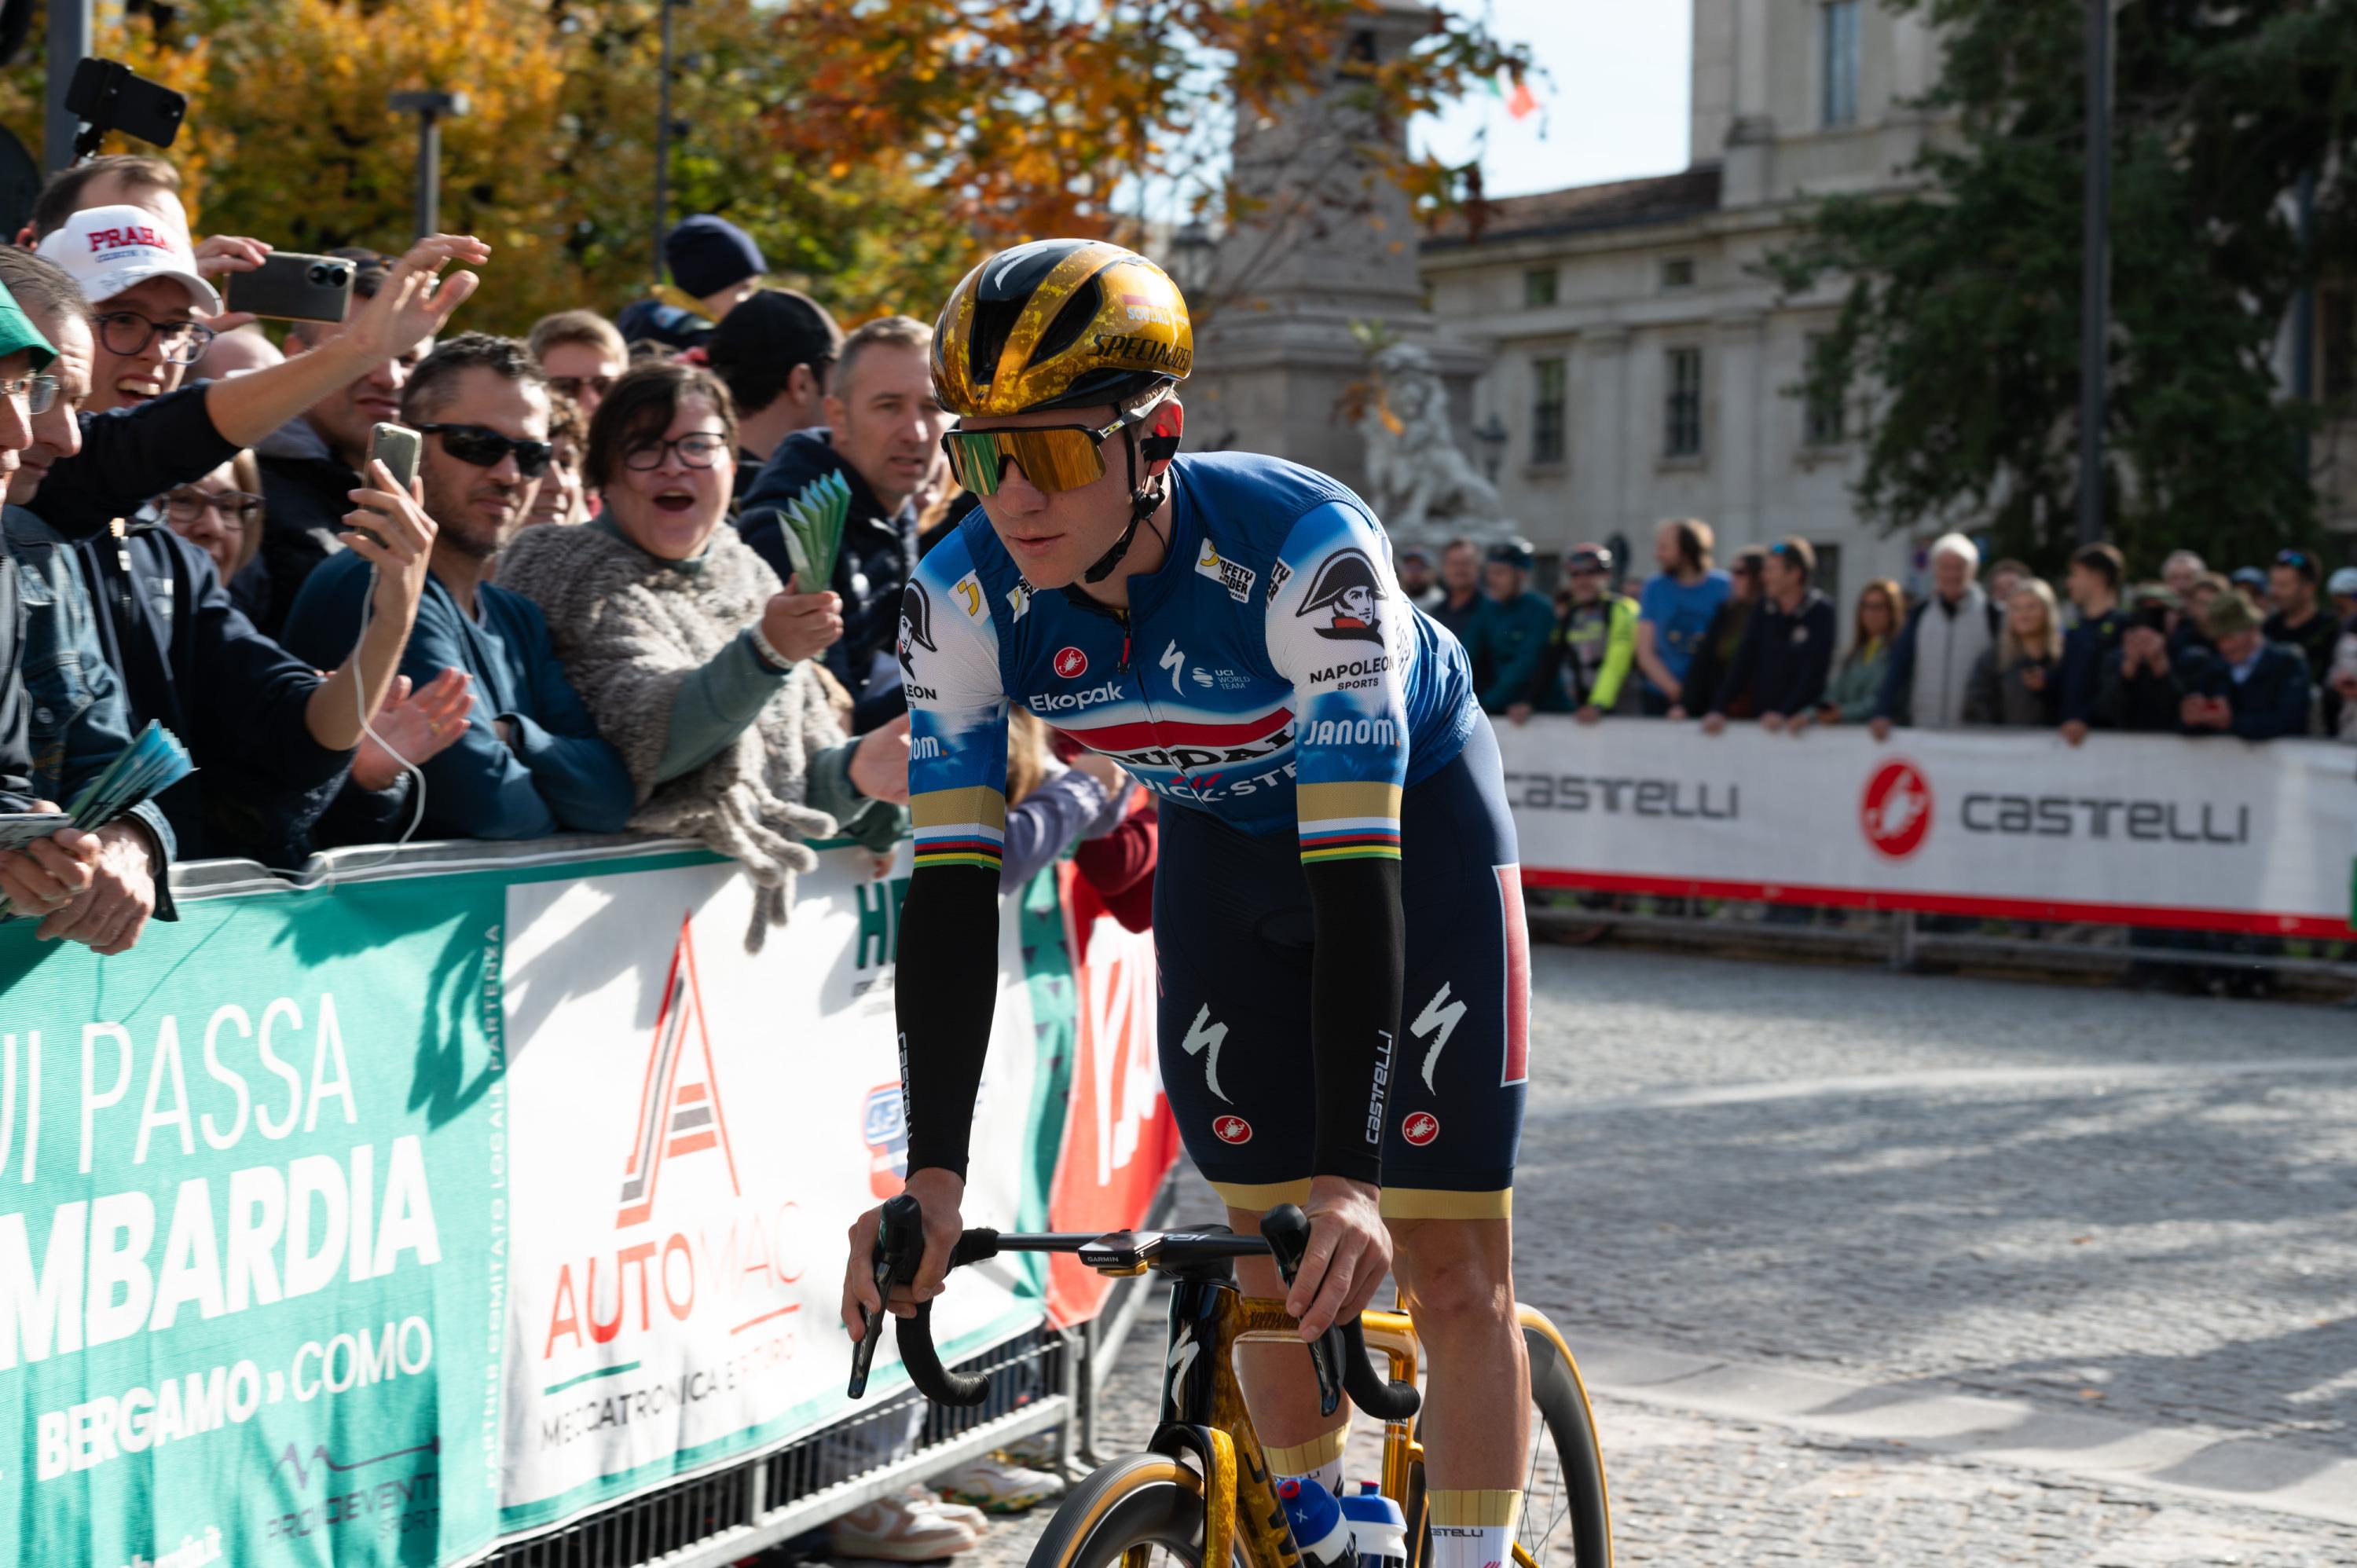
[895,863,1003,1181]
[1303,855,1407,1185]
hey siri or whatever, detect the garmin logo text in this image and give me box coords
[1028,683,1124,715]
[1959,794,2250,844]
[1505,771,1739,820]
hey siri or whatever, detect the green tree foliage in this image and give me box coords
[1762,0,2357,573]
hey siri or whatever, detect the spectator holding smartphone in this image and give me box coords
[2176,592,2313,740]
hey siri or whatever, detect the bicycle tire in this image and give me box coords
[1025,1453,1243,1568]
[1515,1310,1613,1567]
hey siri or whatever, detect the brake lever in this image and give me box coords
[848,1192,922,1398]
[1258,1203,1343,1418]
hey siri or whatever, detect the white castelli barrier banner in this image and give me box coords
[1496,718,2357,936]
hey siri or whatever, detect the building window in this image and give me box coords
[1822,2,1861,129]
[1804,333,1846,445]
[1664,347,1703,458]
[1523,267,1558,308]
[1660,257,1696,291]
[1531,356,1567,465]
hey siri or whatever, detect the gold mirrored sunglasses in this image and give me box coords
[939,413,1131,497]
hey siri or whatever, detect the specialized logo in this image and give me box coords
[1166,1324,1200,1401]
[1296,548,1386,644]
[896,581,937,678]
[1181,1003,1230,1103]
[1160,639,1186,692]
[1091,332,1193,375]
[1862,760,1934,859]
[1401,1112,1439,1147]
[616,917,740,1228]
[1054,646,1090,679]
[1212,1113,1252,1145]
[1411,981,1465,1092]
[1196,539,1257,602]
[862,1083,908,1199]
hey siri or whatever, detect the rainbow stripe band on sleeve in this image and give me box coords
[911,784,1008,873]
[1296,781,1405,865]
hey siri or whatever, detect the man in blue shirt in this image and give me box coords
[282,335,633,841]
[1633,516,1731,716]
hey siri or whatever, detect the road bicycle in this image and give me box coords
[849,1195,1613,1568]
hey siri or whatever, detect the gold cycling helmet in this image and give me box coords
[933,237,1192,418]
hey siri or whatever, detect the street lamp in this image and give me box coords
[2076,0,2111,545]
[1170,221,1216,299]
[654,0,691,289]
[389,91,468,240]
[1472,412,1508,484]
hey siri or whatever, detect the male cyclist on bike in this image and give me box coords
[843,240,1532,1568]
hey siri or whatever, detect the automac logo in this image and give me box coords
[1861,760,1934,860]
[615,916,741,1229]
[862,1083,907,1198]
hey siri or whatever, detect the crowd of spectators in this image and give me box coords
[1482,515,2357,748]
[0,160,1153,998]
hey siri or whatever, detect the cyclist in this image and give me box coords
[842,240,1532,1568]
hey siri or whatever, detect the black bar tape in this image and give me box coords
[895,863,1002,1181]
[1303,855,1406,1186]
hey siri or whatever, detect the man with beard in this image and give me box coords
[281,335,633,841]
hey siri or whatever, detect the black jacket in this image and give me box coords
[0,529,38,808]
[737,428,917,732]
[1710,588,1835,719]
[252,416,361,639]
[71,520,350,863]
[1684,597,1756,717]
[23,381,240,545]
[2178,641,2315,741]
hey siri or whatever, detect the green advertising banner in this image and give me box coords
[0,872,508,1568]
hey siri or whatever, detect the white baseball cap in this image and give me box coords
[35,203,222,313]
[2329,565,2357,598]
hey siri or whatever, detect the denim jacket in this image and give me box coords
[4,506,178,916]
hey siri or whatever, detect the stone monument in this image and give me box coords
[1172,0,1493,506]
[1356,340,1517,548]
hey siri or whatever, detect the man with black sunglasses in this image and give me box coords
[2264,548,2338,735]
[281,334,634,843]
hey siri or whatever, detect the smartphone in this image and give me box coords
[353,423,421,549]
[225,252,356,324]
[64,58,186,150]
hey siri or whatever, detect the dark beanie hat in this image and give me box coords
[663,214,766,299]
[709,288,844,380]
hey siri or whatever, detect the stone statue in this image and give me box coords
[1357,340,1516,547]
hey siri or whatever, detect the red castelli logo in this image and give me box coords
[1054,647,1089,679]
[1861,760,1934,859]
[1212,1114,1252,1145]
[1402,1112,1439,1147]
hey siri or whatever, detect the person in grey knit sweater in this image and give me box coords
[497,361,908,945]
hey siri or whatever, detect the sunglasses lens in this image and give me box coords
[943,431,1006,496]
[515,444,552,479]
[1002,429,1105,493]
[443,429,500,467]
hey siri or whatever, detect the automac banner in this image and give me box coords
[1,837,1175,1568]
[0,867,508,1568]
[1497,718,2357,935]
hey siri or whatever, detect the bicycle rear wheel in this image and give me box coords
[1025,1452,1241,1568]
[1513,1310,1612,1567]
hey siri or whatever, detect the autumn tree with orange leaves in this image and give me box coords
[2,0,1526,329]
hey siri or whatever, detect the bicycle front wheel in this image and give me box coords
[1026,1452,1241,1568]
[1514,1310,1612,1567]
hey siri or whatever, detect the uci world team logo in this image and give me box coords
[863,1083,909,1198]
[1861,760,1934,859]
[616,916,742,1229]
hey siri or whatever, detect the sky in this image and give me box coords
[1415,1,1694,197]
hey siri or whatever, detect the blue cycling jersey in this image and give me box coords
[896,452,1476,870]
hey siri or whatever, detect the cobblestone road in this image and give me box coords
[944,947,2357,1566]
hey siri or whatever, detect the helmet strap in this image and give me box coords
[1081,424,1175,585]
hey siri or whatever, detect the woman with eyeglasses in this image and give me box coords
[159,453,266,588]
[497,361,912,942]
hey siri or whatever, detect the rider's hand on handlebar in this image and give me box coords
[1288,1174,1390,1341]
[841,1167,966,1341]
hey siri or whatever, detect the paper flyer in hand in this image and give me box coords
[0,721,194,919]
[780,470,852,592]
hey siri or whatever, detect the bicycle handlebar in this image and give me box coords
[849,1195,1420,1423]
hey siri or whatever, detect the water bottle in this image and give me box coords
[1340,1484,1408,1568]
[1277,1477,1356,1568]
